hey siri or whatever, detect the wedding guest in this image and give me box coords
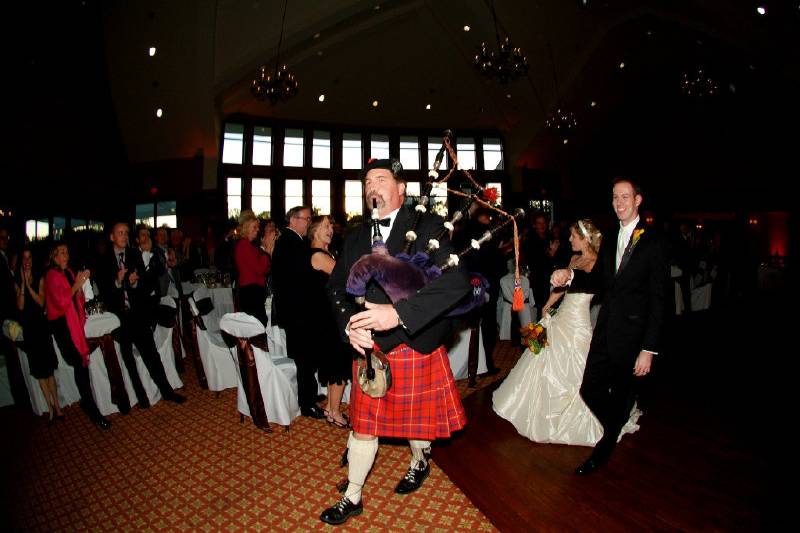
[234,210,270,326]
[96,222,186,410]
[258,219,279,296]
[45,242,110,429]
[308,215,351,428]
[214,220,238,279]
[525,213,556,317]
[272,206,324,419]
[16,248,62,424]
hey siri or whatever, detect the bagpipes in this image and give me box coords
[346,130,527,321]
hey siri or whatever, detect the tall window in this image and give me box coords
[456,137,476,170]
[345,180,364,220]
[399,136,420,170]
[227,177,242,219]
[137,202,177,227]
[25,219,50,241]
[136,203,155,227]
[285,179,304,215]
[253,126,272,166]
[222,123,244,164]
[486,182,503,206]
[483,137,504,170]
[427,137,448,170]
[430,182,448,217]
[370,134,390,160]
[156,201,178,228]
[252,178,271,218]
[53,217,66,240]
[72,218,87,232]
[312,180,331,215]
[88,221,105,233]
[312,130,331,169]
[283,129,304,167]
[405,182,420,199]
[342,133,362,169]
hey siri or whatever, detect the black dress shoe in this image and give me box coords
[320,497,363,525]
[315,393,327,403]
[164,392,187,404]
[575,456,605,476]
[301,405,326,419]
[138,397,151,409]
[93,417,112,430]
[119,405,131,415]
[395,461,430,494]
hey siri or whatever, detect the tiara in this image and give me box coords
[577,220,588,237]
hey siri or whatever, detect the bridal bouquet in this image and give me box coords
[520,321,548,354]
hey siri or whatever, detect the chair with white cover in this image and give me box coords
[264,296,288,360]
[497,273,536,340]
[83,312,139,415]
[3,320,81,415]
[152,296,185,389]
[447,318,488,381]
[188,295,237,392]
[219,312,300,430]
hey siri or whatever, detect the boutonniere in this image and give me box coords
[632,228,645,248]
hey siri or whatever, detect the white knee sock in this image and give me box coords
[346,432,378,504]
[408,439,431,469]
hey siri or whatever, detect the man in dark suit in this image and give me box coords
[319,159,471,525]
[271,205,324,419]
[552,177,668,475]
[96,223,186,411]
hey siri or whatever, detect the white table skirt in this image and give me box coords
[447,320,487,380]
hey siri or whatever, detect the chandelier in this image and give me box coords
[474,1,529,84]
[251,0,298,104]
[681,68,718,98]
[545,108,577,139]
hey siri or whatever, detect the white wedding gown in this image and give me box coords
[492,292,641,446]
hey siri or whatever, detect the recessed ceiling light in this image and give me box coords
[374,4,381,10]
[372,100,379,107]
[506,93,512,99]
[156,108,163,118]
[563,139,569,144]
[590,100,597,107]
[756,6,767,15]
[619,61,625,69]
[318,94,325,102]
[463,25,471,32]
[149,47,157,57]
[313,32,321,39]
[425,104,431,110]
[317,50,324,56]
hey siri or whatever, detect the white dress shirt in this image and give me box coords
[616,215,640,270]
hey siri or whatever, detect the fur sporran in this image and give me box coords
[357,351,392,398]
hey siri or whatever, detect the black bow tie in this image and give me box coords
[377,218,390,227]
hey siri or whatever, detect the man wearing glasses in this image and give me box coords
[272,206,325,419]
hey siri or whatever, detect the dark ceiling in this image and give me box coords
[4,0,799,218]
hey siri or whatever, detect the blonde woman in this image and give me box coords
[235,210,270,326]
[307,215,351,428]
[493,219,640,446]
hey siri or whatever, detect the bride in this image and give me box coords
[493,219,640,446]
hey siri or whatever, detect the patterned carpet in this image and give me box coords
[1,341,522,531]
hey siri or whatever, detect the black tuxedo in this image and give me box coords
[571,221,669,459]
[96,247,174,405]
[327,207,471,355]
[271,229,317,409]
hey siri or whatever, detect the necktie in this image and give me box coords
[119,252,130,309]
[616,229,628,271]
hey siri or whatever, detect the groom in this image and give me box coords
[552,177,668,475]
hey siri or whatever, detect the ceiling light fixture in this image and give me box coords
[372,100,379,107]
[156,108,163,118]
[463,25,471,32]
[318,94,325,102]
[148,47,157,57]
[545,43,577,142]
[474,0,528,84]
[681,68,718,98]
[756,6,767,15]
[251,0,299,105]
[425,104,431,110]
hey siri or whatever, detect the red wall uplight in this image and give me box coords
[763,211,789,258]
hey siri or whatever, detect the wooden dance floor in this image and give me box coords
[434,307,771,531]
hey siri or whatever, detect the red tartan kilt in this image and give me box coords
[350,344,467,440]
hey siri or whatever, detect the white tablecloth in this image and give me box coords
[447,320,487,380]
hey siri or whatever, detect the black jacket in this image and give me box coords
[327,206,471,354]
[572,222,669,361]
